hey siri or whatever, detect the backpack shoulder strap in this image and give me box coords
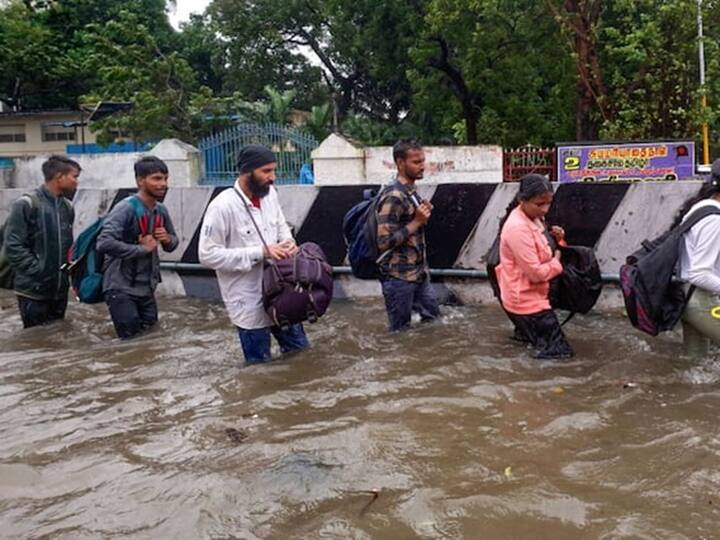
[126,194,147,218]
[233,186,270,254]
[678,206,720,235]
[18,191,39,210]
[61,196,72,212]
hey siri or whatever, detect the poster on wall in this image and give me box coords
[556,141,696,183]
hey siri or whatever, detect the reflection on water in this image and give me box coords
[1,291,719,538]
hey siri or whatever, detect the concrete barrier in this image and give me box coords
[0,181,707,310]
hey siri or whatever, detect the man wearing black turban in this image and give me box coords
[198,144,309,364]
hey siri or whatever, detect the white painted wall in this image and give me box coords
[312,134,504,185]
[310,133,365,185]
[0,139,201,189]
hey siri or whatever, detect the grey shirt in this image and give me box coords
[96,197,178,297]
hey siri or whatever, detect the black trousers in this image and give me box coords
[104,290,158,339]
[17,295,68,329]
[507,309,574,359]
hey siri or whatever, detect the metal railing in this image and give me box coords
[159,261,622,283]
[198,123,318,185]
[503,145,556,182]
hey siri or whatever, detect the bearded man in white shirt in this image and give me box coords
[198,144,309,364]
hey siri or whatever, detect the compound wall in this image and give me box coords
[0,181,703,307]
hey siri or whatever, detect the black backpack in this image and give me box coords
[549,245,603,315]
[486,232,602,321]
[619,205,720,336]
[342,187,384,279]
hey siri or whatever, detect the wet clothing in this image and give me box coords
[376,181,427,282]
[3,186,74,301]
[198,183,294,330]
[679,199,720,295]
[375,180,438,331]
[380,277,439,332]
[236,323,308,364]
[96,196,177,339]
[681,286,720,351]
[678,199,720,346]
[497,206,563,315]
[96,196,178,297]
[198,182,308,362]
[497,207,572,358]
[104,289,158,339]
[16,294,68,329]
[507,310,573,359]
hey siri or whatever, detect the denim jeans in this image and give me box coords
[380,277,440,332]
[104,290,158,339]
[16,294,68,329]
[236,323,309,364]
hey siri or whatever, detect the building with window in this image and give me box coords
[0,109,97,157]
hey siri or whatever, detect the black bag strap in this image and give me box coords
[677,205,720,235]
[560,311,576,327]
[233,187,271,256]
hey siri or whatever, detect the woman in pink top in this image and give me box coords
[496,174,573,359]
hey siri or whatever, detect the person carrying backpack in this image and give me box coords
[376,138,440,332]
[96,156,178,339]
[198,144,308,364]
[496,174,573,359]
[674,159,720,352]
[1,155,80,328]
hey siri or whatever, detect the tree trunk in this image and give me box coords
[464,102,479,145]
[575,34,599,141]
[428,37,481,145]
[545,0,607,140]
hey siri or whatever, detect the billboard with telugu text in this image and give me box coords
[556,141,696,183]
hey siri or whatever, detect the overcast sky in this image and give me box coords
[168,0,212,29]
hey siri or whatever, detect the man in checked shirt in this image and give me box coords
[376,138,440,332]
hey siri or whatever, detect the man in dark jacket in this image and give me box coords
[3,155,80,328]
[96,156,178,339]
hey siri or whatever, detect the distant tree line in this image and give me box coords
[1,0,718,148]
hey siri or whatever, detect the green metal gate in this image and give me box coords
[199,123,318,185]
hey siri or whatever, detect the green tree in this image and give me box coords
[547,0,720,143]
[0,1,67,109]
[411,0,575,145]
[78,10,209,143]
[176,13,226,94]
[304,103,332,141]
[207,0,416,123]
[0,0,179,111]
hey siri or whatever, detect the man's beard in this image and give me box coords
[144,188,167,202]
[249,172,271,198]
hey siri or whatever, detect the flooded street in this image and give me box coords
[1,290,719,539]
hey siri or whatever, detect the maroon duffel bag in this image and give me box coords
[262,242,334,328]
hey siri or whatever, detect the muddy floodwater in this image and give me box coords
[1,290,719,539]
